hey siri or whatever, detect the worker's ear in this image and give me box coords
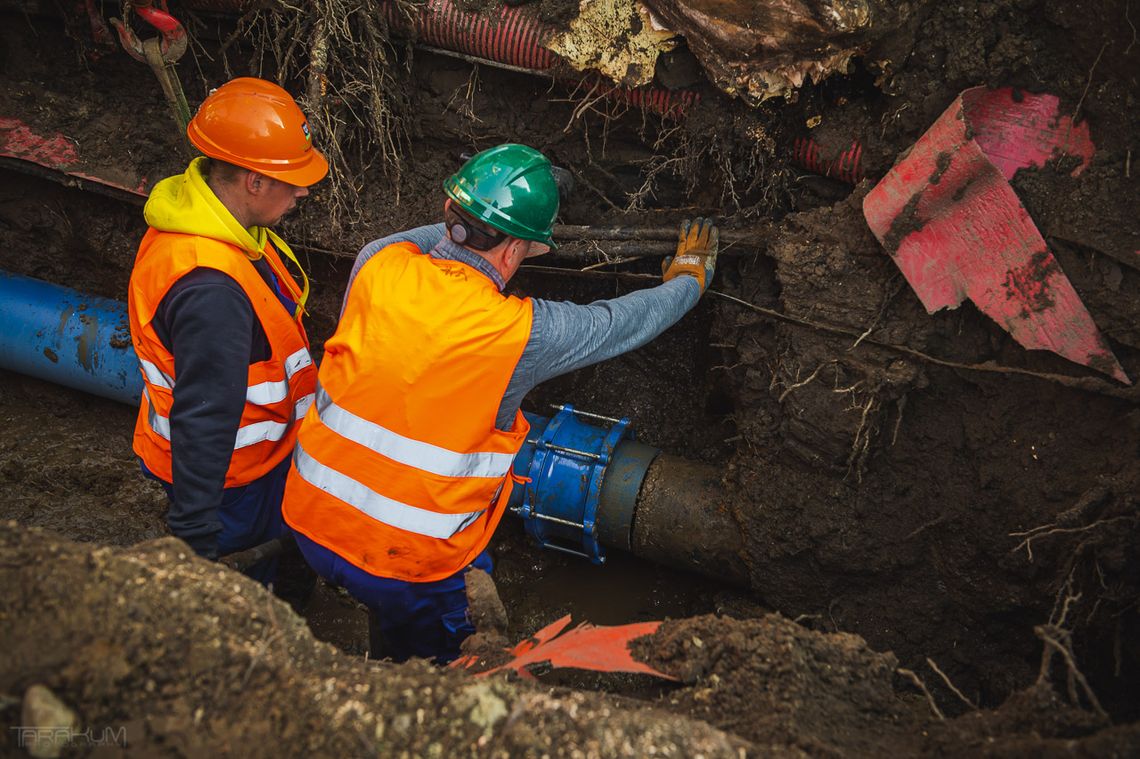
[245,171,267,196]
[508,238,531,267]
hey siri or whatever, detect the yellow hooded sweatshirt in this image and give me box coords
[142,157,309,314]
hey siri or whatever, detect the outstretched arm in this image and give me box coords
[494,218,718,429]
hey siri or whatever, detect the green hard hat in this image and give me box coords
[444,144,559,249]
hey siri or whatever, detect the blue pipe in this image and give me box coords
[0,271,142,404]
[506,408,746,583]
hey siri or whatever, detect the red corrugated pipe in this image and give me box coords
[393,0,558,71]
[608,84,699,114]
[383,0,698,117]
[180,0,698,117]
[791,137,864,184]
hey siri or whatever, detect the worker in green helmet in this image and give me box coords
[281,143,718,664]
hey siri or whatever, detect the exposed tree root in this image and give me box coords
[904,514,948,541]
[1034,585,1111,722]
[890,394,907,447]
[226,0,410,234]
[776,360,834,402]
[1010,516,1138,563]
[839,387,880,481]
[618,103,786,217]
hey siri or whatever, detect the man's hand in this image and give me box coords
[662,217,718,293]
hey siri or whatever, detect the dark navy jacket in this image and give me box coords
[150,258,293,558]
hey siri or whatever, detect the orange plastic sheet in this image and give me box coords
[453,614,675,681]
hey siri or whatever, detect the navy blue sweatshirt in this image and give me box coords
[150,257,285,558]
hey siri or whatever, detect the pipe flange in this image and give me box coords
[520,404,633,564]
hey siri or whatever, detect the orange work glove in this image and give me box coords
[662,217,719,293]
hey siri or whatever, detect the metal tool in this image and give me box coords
[110,0,191,133]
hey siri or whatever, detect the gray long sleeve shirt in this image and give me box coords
[348,225,701,429]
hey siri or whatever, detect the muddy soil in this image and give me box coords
[4,526,1137,756]
[0,526,753,757]
[1,0,1139,754]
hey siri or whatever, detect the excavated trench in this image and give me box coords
[1,0,1139,754]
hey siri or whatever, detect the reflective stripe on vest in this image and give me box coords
[146,346,312,404]
[144,389,172,440]
[245,347,314,405]
[145,387,315,450]
[313,385,515,479]
[292,443,484,539]
[139,359,175,390]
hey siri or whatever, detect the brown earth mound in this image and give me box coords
[6,524,1135,756]
[0,525,748,756]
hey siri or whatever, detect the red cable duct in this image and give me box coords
[791,136,864,184]
[400,0,558,70]
[383,0,698,117]
[181,0,698,117]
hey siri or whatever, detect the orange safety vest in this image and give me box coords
[129,228,317,486]
[282,242,533,582]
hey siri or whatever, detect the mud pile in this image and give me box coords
[4,525,1137,755]
[0,526,749,756]
[637,614,919,753]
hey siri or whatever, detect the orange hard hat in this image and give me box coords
[186,77,329,187]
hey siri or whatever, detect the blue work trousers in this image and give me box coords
[144,456,289,585]
[295,532,491,664]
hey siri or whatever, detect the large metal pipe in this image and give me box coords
[0,271,142,404]
[0,273,747,584]
[633,454,748,584]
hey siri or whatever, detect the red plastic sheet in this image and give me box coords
[0,117,149,198]
[863,87,1128,384]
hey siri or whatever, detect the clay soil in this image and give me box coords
[1,0,1139,755]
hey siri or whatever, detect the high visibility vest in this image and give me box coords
[128,228,317,486]
[282,243,533,582]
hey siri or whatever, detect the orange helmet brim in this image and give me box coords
[260,149,330,187]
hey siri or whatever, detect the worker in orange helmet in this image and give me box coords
[128,77,327,584]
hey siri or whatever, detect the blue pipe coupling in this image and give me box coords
[0,271,143,405]
[509,405,660,564]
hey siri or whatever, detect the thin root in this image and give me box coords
[777,361,833,402]
[1010,516,1137,562]
[898,667,945,720]
[891,394,907,447]
[925,657,978,710]
[1034,624,1110,722]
